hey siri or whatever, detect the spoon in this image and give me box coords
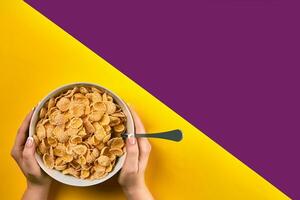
[121,129,183,142]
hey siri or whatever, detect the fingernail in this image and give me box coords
[128,137,136,145]
[26,137,33,147]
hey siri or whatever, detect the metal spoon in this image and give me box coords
[121,129,183,142]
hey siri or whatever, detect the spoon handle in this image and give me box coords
[122,129,183,142]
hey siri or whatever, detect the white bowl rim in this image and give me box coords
[29,82,134,187]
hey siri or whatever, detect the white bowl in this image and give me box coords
[29,82,134,186]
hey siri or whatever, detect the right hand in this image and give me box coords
[118,107,154,200]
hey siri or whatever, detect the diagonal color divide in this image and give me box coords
[24,0,299,199]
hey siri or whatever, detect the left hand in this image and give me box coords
[11,109,52,200]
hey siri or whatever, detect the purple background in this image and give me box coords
[25,0,299,199]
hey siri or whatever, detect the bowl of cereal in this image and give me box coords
[29,82,134,186]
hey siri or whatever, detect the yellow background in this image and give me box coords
[0,1,290,199]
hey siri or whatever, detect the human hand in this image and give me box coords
[11,109,52,200]
[118,107,154,200]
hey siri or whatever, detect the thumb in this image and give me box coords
[22,137,40,174]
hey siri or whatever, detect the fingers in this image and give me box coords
[129,106,151,172]
[11,109,34,161]
[129,106,145,133]
[122,137,139,174]
[137,137,151,171]
[22,137,40,174]
[15,109,34,147]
